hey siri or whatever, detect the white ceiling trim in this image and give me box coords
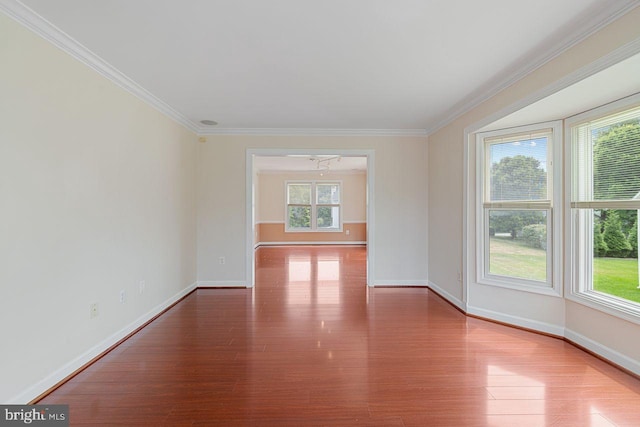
[0,0,427,138]
[426,1,640,135]
[3,0,639,138]
[0,0,200,133]
[197,127,427,137]
[469,37,640,135]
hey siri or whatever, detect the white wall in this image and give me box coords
[197,135,428,286]
[0,13,198,403]
[257,171,366,223]
[11,0,640,405]
[427,124,464,304]
[428,8,640,368]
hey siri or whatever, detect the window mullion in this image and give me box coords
[484,201,551,209]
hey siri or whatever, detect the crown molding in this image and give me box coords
[467,37,640,135]
[426,1,640,135]
[0,0,200,133]
[6,0,632,139]
[197,127,427,137]
[1,0,426,139]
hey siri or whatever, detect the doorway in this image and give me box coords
[246,148,375,287]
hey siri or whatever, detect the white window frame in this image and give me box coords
[476,121,563,296]
[566,93,640,324]
[285,180,343,232]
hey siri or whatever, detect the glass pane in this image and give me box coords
[288,206,311,229]
[288,184,311,204]
[593,209,640,303]
[317,184,340,204]
[488,210,547,282]
[317,206,339,229]
[592,118,640,200]
[489,137,548,201]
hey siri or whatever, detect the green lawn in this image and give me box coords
[594,257,640,303]
[490,237,640,303]
[489,237,546,282]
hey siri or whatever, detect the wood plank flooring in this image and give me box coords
[39,246,640,426]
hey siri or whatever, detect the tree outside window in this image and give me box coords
[588,119,640,303]
[482,130,554,286]
[286,182,341,232]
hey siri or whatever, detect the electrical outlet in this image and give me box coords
[139,280,145,295]
[219,256,226,265]
[119,290,126,304]
[346,229,350,235]
[90,303,99,319]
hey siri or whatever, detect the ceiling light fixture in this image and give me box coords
[200,120,218,126]
[316,156,341,176]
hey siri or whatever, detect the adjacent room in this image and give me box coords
[2,0,640,425]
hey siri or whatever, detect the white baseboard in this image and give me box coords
[428,281,466,311]
[372,280,428,287]
[9,282,198,404]
[441,293,640,376]
[12,278,639,404]
[565,328,640,377]
[466,305,566,337]
[197,281,247,288]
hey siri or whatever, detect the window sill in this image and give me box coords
[285,228,343,233]
[478,275,562,297]
[567,290,640,326]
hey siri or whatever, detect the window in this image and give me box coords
[569,97,640,320]
[477,122,562,294]
[286,181,341,232]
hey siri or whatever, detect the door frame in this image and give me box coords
[246,148,375,287]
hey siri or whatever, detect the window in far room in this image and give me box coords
[286,181,341,232]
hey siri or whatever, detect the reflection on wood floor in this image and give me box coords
[40,246,640,426]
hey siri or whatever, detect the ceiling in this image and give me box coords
[6,0,640,135]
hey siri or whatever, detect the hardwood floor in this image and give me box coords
[40,246,640,426]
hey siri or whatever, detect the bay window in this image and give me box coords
[568,96,640,320]
[477,122,562,295]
